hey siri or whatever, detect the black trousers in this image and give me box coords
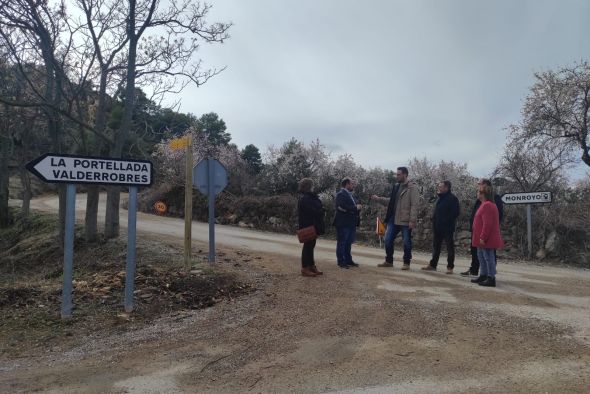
[302,239,317,268]
[430,231,455,269]
[470,245,497,274]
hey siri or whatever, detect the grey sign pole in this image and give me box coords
[193,158,228,264]
[61,184,76,318]
[124,186,138,312]
[526,204,532,258]
[208,158,216,263]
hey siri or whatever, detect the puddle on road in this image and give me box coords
[113,364,191,394]
[377,282,458,303]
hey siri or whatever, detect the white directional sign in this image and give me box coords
[501,191,552,205]
[26,153,153,186]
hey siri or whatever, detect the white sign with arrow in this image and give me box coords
[26,153,153,186]
[26,153,154,318]
[501,191,552,205]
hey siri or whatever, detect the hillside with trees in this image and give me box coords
[0,1,588,265]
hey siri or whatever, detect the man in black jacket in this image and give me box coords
[422,181,460,274]
[461,178,504,277]
[333,178,361,268]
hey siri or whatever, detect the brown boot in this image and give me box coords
[311,265,323,275]
[377,262,393,268]
[301,267,317,277]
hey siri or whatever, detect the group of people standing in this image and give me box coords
[297,167,504,287]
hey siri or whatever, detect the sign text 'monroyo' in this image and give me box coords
[501,191,552,205]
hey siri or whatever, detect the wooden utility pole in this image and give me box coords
[184,135,193,268]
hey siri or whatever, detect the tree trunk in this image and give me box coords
[19,166,32,219]
[85,185,100,241]
[104,186,121,238]
[582,146,590,167]
[104,10,138,239]
[86,72,109,240]
[0,135,11,228]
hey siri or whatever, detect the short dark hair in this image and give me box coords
[298,178,314,193]
[341,177,352,188]
[397,167,409,176]
[441,180,452,191]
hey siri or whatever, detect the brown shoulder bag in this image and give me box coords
[296,225,317,243]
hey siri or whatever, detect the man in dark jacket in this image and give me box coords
[333,177,361,268]
[422,181,460,274]
[461,178,504,277]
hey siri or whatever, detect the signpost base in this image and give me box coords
[526,204,532,259]
[124,186,138,313]
[61,184,76,319]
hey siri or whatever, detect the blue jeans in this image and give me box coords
[477,248,497,277]
[384,220,413,264]
[336,226,356,265]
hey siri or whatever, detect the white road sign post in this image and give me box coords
[193,158,228,263]
[501,191,552,258]
[26,153,153,317]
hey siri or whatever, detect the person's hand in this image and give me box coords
[356,204,362,210]
[479,238,485,246]
[370,195,379,201]
[409,222,415,230]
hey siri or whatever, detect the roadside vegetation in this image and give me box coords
[0,209,255,357]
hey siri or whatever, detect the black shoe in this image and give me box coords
[347,261,359,267]
[338,264,349,269]
[479,277,496,287]
[460,270,477,277]
[471,275,487,283]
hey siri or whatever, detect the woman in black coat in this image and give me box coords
[298,178,326,277]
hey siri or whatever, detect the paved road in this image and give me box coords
[26,193,590,343]
[27,192,463,267]
[3,193,590,393]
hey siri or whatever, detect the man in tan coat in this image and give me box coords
[370,166,419,270]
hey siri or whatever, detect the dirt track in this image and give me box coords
[2,194,590,393]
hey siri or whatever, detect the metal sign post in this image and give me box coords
[61,184,76,318]
[193,158,228,264]
[526,204,533,258]
[124,186,138,312]
[501,191,552,259]
[208,159,216,263]
[27,153,153,317]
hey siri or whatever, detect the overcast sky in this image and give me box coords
[173,0,590,178]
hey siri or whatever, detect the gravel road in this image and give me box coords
[1,194,589,393]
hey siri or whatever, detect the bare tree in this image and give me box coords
[1,0,231,241]
[519,61,590,167]
[495,128,573,192]
[0,0,100,240]
[72,0,231,238]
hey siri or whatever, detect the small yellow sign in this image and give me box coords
[376,217,386,236]
[154,200,167,215]
[169,136,189,151]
